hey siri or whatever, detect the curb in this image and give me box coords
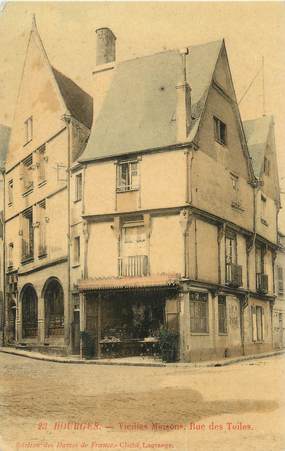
[0,347,284,368]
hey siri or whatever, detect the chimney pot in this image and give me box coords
[96,27,116,65]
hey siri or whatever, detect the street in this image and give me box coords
[0,353,284,451]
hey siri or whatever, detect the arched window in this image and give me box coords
[44,279,64,337]
[21,285,38,338]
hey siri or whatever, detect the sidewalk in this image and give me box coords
[0,346,284,368]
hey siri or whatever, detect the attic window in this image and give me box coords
[24,117,33,145]
[214,116,227,146]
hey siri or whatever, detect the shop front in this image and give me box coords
[78,275,180,359]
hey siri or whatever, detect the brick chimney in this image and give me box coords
[176,48,191,142]
[96,27,116,65]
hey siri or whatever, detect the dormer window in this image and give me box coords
[214,116,227,145]
[117,160,139,192]
[24,117,33,144]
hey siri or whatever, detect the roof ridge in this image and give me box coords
[117,38,224,66]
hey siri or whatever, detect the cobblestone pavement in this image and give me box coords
[0,353,284,451]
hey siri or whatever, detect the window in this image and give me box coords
[230,173,240,208]
[277,266,284,296]
[252,305,264,342]
[225,230,237,282]
[75,173,82,201]
[214,117,227,145]
[24,117,33,144]
[38,200,47,258]
[37,145,46,184]
[261,194,267,224]
[122,225,145,244]
[21,154,33,194]
[256,244,265,275]
[21,207,34,262]
[119,221,147,277]
[8,243,13,268]
[264,157,270,176]
[190,291,209,333]
[8,179,13,205]
[73,236,80,265]
[218,295,227,334]
[117,160,139,192]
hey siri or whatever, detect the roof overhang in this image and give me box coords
[78,274,181,292]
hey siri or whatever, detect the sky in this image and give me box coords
[0,1,284,227]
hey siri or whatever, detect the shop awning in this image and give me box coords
[78,274,181,292]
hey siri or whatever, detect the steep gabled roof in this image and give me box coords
[80,40,223,162]
[243,115,273,178]
[52,67,93,129]
[0,124,10,168]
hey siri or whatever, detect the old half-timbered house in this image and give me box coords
[72,28,280,362]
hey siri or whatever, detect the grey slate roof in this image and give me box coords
[0,124,10,168]
[80,40,223,162]
[243,115,273,178]
[52,67,93,129]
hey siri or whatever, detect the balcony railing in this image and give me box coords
[21,239,34,263]
[225,263,242,288]
[118,255,148,277]
[256,273,268,294]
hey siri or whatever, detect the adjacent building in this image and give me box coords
[3,19,92,354]
[273,232,285,349]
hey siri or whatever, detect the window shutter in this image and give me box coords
[252,306,257,341]
[262,308,265,340]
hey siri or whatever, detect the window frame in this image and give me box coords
[24,116,33,145]
[214,116,227,146]
[21,207,34,263]
[73,236,80,266]
[21,154,34,195]
[37,145,47,185]
[277,266,284,296]
[225,230,237,283]
[190,291,209,334]
[75,173,83,202]
[117,160,139,192]
[8,179,13,206]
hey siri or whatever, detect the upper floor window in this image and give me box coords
[8,179,13,206]
[261,193,268,225]
[190,291,209,334]
[73,236,80,265]
[230,173,240,208]
[37,145,46,184]
[256,243,268,293]
[38,200,47,258]
[264,157,270,176]
[21,207,34,262]
[75,173,82,202]
[21,154,33,194]
[8,242,14,268]
[277,266,284,296]
[24,117,33,144]
[214,116,227,146]
[117,160,139,192]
